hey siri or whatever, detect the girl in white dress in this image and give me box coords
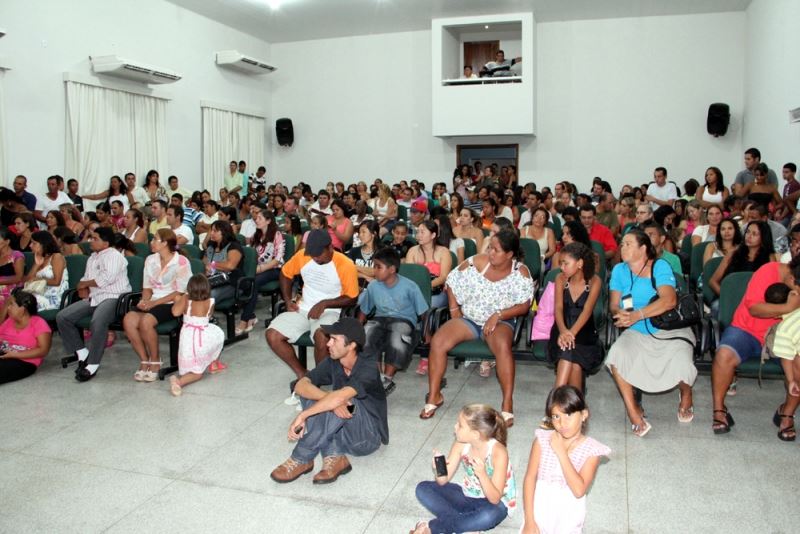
[169,274,225,396]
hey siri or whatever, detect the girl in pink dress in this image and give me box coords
[520,386,610,534]
[169,274,225,396]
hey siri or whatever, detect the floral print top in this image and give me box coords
[143,252,192,300]
[446,257,535,326]
[460,439,517,512]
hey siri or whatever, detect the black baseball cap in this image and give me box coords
[305,229,332,256]
[321,318,366,348]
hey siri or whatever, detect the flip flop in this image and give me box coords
[501,411,514,428]
[420,394,444,419]
[631,419,652,437]
[677,406,694,423]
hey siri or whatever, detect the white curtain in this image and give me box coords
[202,105,266,195]
[0,71,6,187]
[65,81,167,207]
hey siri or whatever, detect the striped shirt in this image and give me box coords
[772,307,800,360]
[82,247,131,306]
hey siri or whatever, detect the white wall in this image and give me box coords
[270,11,746,193]
[0,0,271,196]
[743,0,800,170]
[534,12,746,190]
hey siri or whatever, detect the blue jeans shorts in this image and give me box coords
[719,325,762,363]
[459,317,516,340]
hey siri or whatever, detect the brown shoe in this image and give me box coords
[270,457,314,483]
[312,455,352,484]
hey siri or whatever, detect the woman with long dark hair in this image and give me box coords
[205,220,244,305]
[83,175,133,212]
[703,218,742,265]
[24,231,68,312]
[697,166,729,210]
[0,289,52,385]
[347,219,382,286]
[237,210,285,334]
[709,220,777,296]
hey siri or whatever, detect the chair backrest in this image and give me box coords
[79,241,92,255]
[590,240,607,281]
[236,234,246,246]
[181,244,202,259]
[397,205,408,221]
[282,232,296,263]
[190,258,205,275]
[192,231,199,247]
[680,235,693,257]
[718,272,754,330]
[702,257,724,305]
[23,251,34,274]
[398,263,432,306]
[125,255,145,292]
[463,238,477,260]
[542,267,561,288]
[547,218,562,241]
[134,242,150,258]
[65,254,88,290]
[241,246,257,278]
[519,238,542,280]
[690,241,713,288]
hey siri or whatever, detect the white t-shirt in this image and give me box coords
[173,224,194,244]
[309,201,332,216]
[240,219,257,239]
[646,182,678,210]
[130,187,150,207]
[35,191,72,216]
[108,193,130,212]
[198,212,219,249]
[499,206,514,222]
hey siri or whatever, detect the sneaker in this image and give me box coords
[270,457,314,483]
[415,358,428,375]
[284,392,301,406]
[382,376,396,396]
[312,455,352,484]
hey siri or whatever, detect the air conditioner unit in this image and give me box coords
[90,55,182,84]
[790,107,800,124]
[0,29,6,39]
[216,50,276,75]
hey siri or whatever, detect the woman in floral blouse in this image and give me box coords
[122,228,192,382]
[421,230,534,428]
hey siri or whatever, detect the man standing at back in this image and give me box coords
[34,175,72,226]
[645,167,677,211]
[13,175,37,212]
[266,230,359,380]
[733,148,779,196]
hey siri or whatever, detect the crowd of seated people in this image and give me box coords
[2,148,800,483]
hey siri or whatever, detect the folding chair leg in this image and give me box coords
[298,345,308,369]
[224,310,248,346]
[159,330,180,380]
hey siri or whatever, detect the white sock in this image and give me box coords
[76,348,89,361]
[85,364,99,374]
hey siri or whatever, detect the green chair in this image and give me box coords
[134,242,150,258]
[519,238,542,283]
[463,238,478,260]
[701,257,723,307]
[236,234,247,246]
[590,241,607,282]
[214,246,257,345]
[79,242,92,255]
[398,205,408,221]
[621,222,637,236]
[689,242,713,293]
[260,233,296,312]
[190,258,205,275]
[40,254,88,326]
[23,252,34,274]
[181,244,202,259]
[60,256,146,369]
[547,219,562,241]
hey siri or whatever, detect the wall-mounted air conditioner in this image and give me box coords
[0,29,6,39]
[790,107,800,124]
[216,50,276,75]
[90,55,182,84]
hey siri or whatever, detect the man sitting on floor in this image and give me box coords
[270,318,389,484]
[266,230,359,380]
[56,227,131,382]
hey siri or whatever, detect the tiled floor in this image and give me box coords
[1,318,796,533]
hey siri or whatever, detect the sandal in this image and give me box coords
[631,419,652,437]
[419,393,444,420]
[712,408,735,435]
[478,361,495,378]
[169,375,182,397]
[774,406,796,441]
[677,391,694,423]
[141,361,161,382]
[726,378,738,397]
[209,360,227,374]
[133,365,148,382]
[501,411,514,428]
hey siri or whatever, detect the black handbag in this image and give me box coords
[647,259,700,330]
[207,272,230,288]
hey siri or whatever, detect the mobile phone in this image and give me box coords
[293,425,304,435]
[347,404,355,414]
[434,454,448,477]
[621,294,634,311]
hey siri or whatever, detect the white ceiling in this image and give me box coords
[167,0,752,44]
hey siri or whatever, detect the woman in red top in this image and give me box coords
[0,289,52,384]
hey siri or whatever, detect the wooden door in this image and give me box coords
[464,41,499,73]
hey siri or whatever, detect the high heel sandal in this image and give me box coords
[712,408,735,434]
[142,361,161,382]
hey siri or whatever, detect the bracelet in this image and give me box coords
[639,310,646,321]
[449,306,460,312]
[495,310,503,320]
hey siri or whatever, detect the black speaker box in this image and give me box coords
[276,118,294,147]
[707,103,730,137]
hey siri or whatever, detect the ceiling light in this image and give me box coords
[485,25,489,29]
[266,0,281,9]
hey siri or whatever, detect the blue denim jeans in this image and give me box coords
[241,268,280,321]
[291,397,383,463]
[415,480,508,534]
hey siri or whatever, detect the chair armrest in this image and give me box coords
[710,318,721,353]
[61,289,79,309]
[116,292,143,318]
[513,312,528,345]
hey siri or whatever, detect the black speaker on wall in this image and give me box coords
[276,118,294,147]
[707,103,730,137]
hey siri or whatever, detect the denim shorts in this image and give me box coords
[459,317,516,340]
[719,325,762,363]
